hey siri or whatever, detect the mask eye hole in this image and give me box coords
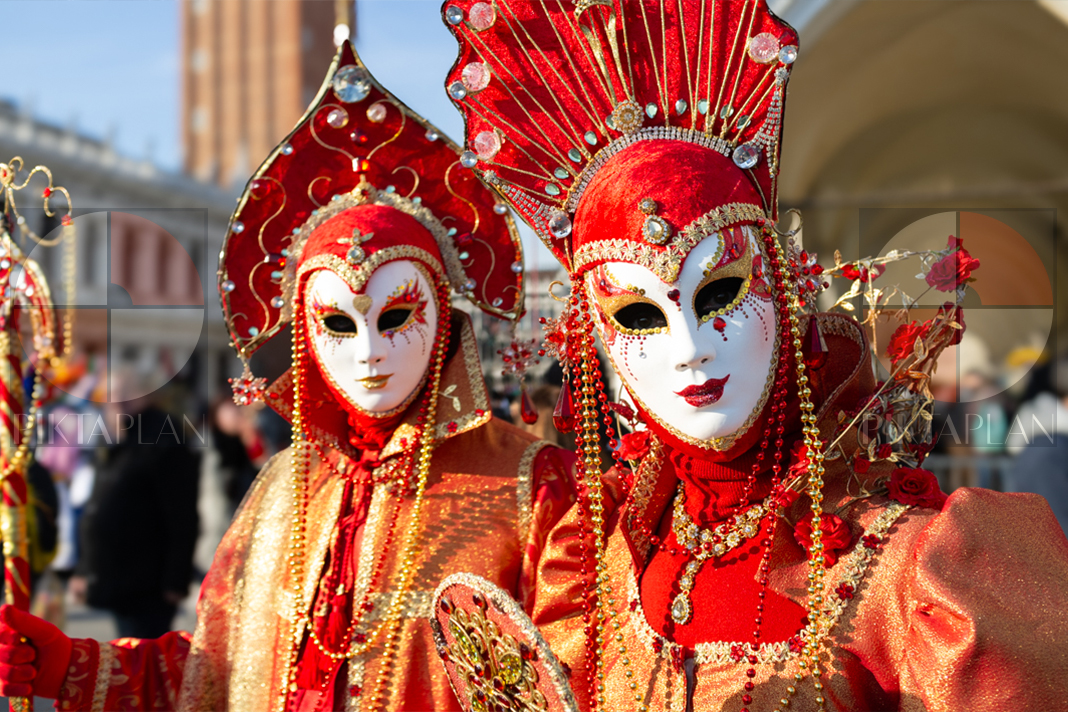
[695,277,745,321]
[323,313,358,334]
[378,306,414,333]
[611,302,668,334]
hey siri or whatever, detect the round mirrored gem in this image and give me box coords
[448,81,468,100]
[445,4,464,24]
[232,221,245,234]
[568,148,582,162]
[645,103,658,119]
[675,99,688,115]
[460,151,478,168]
[545,183,560,196]
[468,2,496,30]
[461,62,491,92]
[748,32,780,64]
[584,131,597,146]
[779,44,798,64]
[697,99,710,115]
[271,296,285,308]
[332,65,371,103]
[554,167,568,179]
[363,103,385,123]
[463,278,477,292]
[732,143,760,169]
[510,260,523,273]
[426,129,439,142]
[548,211,572,238]
[0,259,9,269]
[222,280,236,293]
[473,131,501,161]
[494,203,508,215]
[326,107,349,128]
[281,143,293,156]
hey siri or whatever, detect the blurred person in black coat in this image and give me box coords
[71,374,200,639]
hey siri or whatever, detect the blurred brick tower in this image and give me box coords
[181,0,353,186]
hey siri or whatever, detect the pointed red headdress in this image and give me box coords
[442,0,797,280]
[220,41,524,365]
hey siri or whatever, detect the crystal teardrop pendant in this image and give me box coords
[552,381,576,433]
[803,314,828,370]
[520,386,538,425]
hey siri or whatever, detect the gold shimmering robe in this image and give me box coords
[532,315,1068,712]
[57,316,576,712]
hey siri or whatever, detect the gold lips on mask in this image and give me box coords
[358,374,392,390]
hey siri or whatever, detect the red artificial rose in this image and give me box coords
[925,238,981,292]
[616,430,651,461]
[840,263,886,283]
[937,302,966,346]
[786,441,810,479]
[887,467,948,510]
[886,320,932,369]
[793,512,852,567]
[853,456,871,474]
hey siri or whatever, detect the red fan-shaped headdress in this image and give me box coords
[220,41,524,371]
[441,0,797,280]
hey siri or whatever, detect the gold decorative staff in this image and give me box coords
[0,157,76,712]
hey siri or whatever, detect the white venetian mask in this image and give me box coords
[305,261,438,416]
[586,226,778,447]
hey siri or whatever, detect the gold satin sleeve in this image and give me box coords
[896,487,1068,711]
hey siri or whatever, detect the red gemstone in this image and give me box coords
[520,388,539,425]
[552,382,576,432]
[667,288,681,303]
[42,187,52,198]
[349,685,362,697]
[713,316,726,332]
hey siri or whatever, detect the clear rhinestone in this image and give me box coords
[222,280,235,293]
[645,103,657,119]
[281,143,293,156]
[605,113,616,130]
[554,167,568,179]
[732,143,760,169]
[686,560,700,573]
[680,574,694,588]
[713,543,726,556]
[461,62,491,92]
[545,183,560,196]
[736,114,750,129]
[494,203,508,215]
[675,99,687,115]
[468,2,496,30]
[460,151,478,168]
[548,211,572,238]
[473,130,501,160]
[425,129,440,142]
[326,108,349,128]
[748,32,780,64]
[568,148,582,162]
[719,105,734,119]
[445,4,464,25]
[332,65,371,103]
[366,103,387,123]
[584,131,597,146]
[697,99,709,115]
[448,81,468,101]
[463,278,477,291]
[271,296,285,308]
[671,594,692,624]
[492,297,503,307]
[779,45,798,65]
[232,221,245,234]
[347,246,366,263]
[510,260,523,273]
[0,259,9,269]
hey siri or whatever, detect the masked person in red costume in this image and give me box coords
[0,43,577,712]
[428,2,1068,711]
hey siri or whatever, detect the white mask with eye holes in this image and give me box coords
[586,227,778,446]
[305,261,439,416]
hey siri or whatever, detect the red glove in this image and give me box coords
[0,604,74,699]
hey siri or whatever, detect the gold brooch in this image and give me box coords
[638,198,672,245]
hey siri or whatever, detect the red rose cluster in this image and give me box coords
[887,467,947,510]
[926,235,981,292]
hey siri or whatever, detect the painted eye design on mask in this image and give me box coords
[378,279,428,336]
[610,301,669,334]
[695,276,749,322]
[310,294,359,338]
[589,267,669,336]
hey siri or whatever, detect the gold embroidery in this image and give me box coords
[516,440,552,539]
[91,642,115,712]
